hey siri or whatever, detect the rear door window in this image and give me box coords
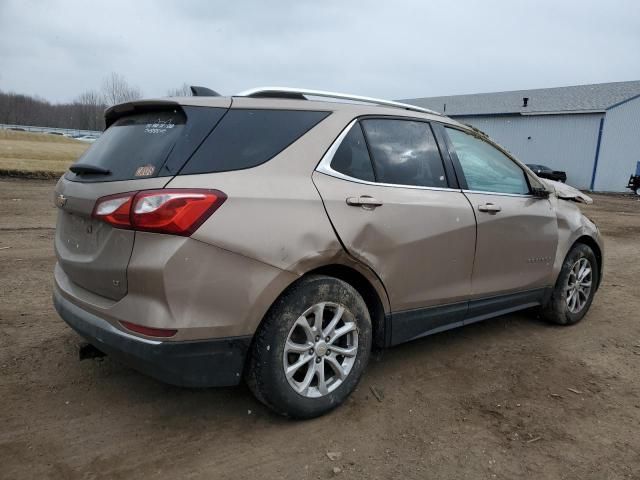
[67,110,188,182]
[181,109,330,174]
[330,123,375,182]
[360,119,448,188]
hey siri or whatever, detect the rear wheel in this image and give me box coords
[635,187,640,196]
[542,243,599,325]
[246,275,372,418]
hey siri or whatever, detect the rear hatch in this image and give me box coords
[54,99,230,300]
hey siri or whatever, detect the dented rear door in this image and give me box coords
[314,172,476,312]
[312,119,476,319]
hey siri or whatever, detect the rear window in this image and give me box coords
[180,109,330,175]
[67,110,187,182]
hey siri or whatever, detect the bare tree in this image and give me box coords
[101,72,143,106]
[0,89,105,130]
[77,89,103,106]
[0,73,139,130]
[166,83,192,97]
[75,90,106,130]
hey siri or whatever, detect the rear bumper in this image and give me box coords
[53,287,252,387]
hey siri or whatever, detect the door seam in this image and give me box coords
[461,191,479,296]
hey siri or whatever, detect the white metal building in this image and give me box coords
[402,81,640,192]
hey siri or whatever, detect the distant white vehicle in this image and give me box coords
[76,135,98,143]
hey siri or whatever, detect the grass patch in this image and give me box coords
[0,129,90,177]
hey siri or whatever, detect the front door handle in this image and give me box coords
[346,196,383,208]
[478,203,502,213]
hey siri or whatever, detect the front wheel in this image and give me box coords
[542,243,599,325]
[246,275,372,418]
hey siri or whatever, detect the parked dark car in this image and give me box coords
[627,174,640,195]
[527,164,567,183]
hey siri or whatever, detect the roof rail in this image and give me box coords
[235,87,443,116]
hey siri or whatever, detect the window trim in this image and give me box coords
[327,120,377,183]
[461,189,534,198]
[316,117,460,192]
[442,125,535,197]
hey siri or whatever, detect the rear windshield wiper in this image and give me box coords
[69,164,111,175]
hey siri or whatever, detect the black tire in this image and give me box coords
[246,275,372,419]
[542,243,599,325]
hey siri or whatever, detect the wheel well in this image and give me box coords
[573,235,603,288]
[307,265,387,349]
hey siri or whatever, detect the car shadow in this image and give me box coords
[73,307,551,425]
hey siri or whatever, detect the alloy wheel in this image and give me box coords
[565,257,592,314]
[283,302,358,398]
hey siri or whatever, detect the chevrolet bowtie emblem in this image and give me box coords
[55,194,67,208]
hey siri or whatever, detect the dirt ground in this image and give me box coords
[1,177,639,480]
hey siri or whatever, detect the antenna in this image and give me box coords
[190,86,221,97]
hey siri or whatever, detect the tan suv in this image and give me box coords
[53,87,603,418]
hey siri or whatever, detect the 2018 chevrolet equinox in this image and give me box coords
[53,87,603,418]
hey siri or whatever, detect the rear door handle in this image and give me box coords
[478,203,502,213]
[346,196,383,208]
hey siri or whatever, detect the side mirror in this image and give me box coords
[531,187,550,198]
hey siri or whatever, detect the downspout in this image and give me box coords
[589,117,605,190]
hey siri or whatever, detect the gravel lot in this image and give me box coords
[1,178,639,479]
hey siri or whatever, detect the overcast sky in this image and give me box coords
[1,0,639,103]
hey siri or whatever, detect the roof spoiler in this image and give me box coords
[104,99,183,128]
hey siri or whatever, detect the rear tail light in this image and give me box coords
[92,189,226,236]
[93,193,134,228]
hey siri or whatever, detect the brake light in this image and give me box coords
[92,189,226,236]
[120,320,177,338]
